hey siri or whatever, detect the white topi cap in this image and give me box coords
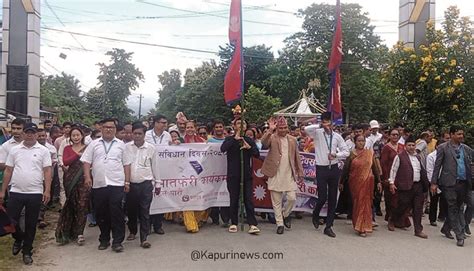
[369,120,380,129]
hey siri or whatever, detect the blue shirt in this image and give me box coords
[456,146,466,180]
[207,137,225,143]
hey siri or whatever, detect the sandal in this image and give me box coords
[228,225,238,233]
[77,235,85,246]
[248,225,261,235]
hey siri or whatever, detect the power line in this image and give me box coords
[44,0,87,51]
[136,0,294,27]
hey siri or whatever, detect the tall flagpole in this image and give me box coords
[238,0,246,232]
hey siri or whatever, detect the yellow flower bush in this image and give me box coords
[453,78,464,86]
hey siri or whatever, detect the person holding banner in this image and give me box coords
[145,114,171,235]
[182,120,209,233]
[261,117,304,234]
[340,135,381,237]
[221,118,260,234]
[305,112,350,238]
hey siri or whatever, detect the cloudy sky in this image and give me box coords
[5,0,473,115]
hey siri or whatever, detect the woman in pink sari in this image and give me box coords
[341,135,381,237]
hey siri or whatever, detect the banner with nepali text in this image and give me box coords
[150,143,229,214]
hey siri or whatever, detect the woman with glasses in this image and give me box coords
[380,128,411,228]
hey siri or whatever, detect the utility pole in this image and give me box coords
[138,94,143,119]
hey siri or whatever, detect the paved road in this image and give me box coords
[20,214,472,271]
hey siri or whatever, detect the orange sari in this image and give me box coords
[346,149,377,234]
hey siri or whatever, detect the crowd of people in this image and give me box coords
[0,110,472,265]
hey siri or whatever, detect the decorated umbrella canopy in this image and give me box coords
[273,90,325,125]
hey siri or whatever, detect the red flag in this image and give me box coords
[224,0,243,105]
[327,0,343,124]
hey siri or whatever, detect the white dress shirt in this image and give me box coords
[145,129,172,146]
[426,150,442,193]
[125,141,156,183]
[365,132,382,150]
[80,137,132,188]
[6,142,52,194]
[389,153,421,184]
[304,125,350,166]
[57,137,72,166]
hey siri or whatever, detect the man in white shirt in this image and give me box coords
[124,123,155,248]
[37,129,58,228]
[365,120,383,150]
[426,140,447,227]
[145,114,170,235]
[304,112,350,238]
[0,123,52,265]
[0,119,25,171]
[388,136,428,239]
[81,118,132,253]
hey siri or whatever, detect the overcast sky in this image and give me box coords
[5,0,472,115]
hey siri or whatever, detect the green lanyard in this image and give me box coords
[323,131,333,153]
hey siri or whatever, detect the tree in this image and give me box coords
[266,3,392,123]
[40,72,87,122]
[155,69,182,120]
[175,61,231,122]
[385,6,473,136]
[244,85,282,124]
[94,48,144,120]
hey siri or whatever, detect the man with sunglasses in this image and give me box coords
[431,125,472,247]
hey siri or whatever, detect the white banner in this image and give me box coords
[150,143,229,214]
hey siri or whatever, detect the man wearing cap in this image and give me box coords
[365,120,383,150]
[305,112,350,238]
[388,136,429,239]
[0,123,52,265]
[175,112,188,138]
[261,117,304,234]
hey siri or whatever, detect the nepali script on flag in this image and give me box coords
[224,0,243,105]
[327,0,343,124]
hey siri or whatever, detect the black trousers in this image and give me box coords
[391,182,424,233]
[126,181,153,242]
[335,181,352,217]
[150,214,164,231]
[210,207,230,224]
[93,186,125,245]
[314,165,341,229]
[441,181,471,240]
[465,191,473,226]
[7,192,43,255]
[52,164,60,202]
[429,192,447,223]
[227,176,257,226]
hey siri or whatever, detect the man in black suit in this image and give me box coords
[431,125,473,247]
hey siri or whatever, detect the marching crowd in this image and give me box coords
[0,110,472,265]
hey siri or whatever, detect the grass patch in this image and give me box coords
[0,204,60,269]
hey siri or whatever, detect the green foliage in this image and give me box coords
[384,6,473,138]
[266,3,393,123]
[40,72,86,123]
[244,85,282,124]
[155,69,182,120]
[92,48,144,121]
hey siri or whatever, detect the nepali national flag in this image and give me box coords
[224,0,243,105]
[327,0,343,124]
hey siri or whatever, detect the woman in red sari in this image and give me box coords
[341,135,381,237]
[182,120,207,232]
[380,128,411,228]
[55,127,89,245]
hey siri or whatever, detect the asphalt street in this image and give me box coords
[21,214,474,271]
